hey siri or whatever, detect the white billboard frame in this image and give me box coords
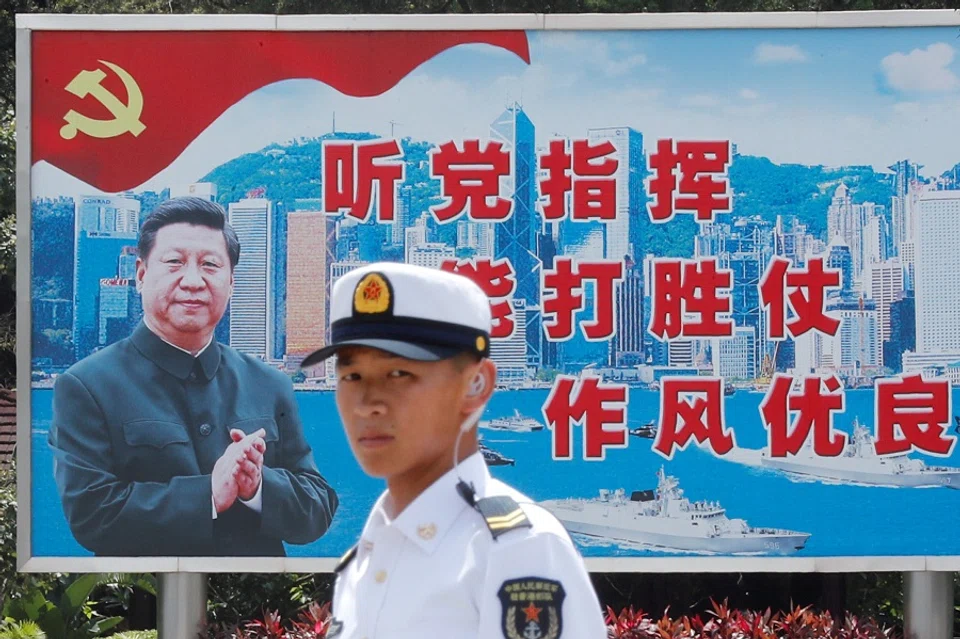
[15,9,960,573]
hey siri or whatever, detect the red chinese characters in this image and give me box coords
[430,140,512,223]
[541,258,624,341]
[654,377,735,460]
[439,258,517,339]
[539,139,619,221]
[648,258,733,340]
[760,375,846,457]
[875,375,955,456]
[322,140,405,222]
[543,375,629,460]
[647,139,732,223]
[760,257,841,339]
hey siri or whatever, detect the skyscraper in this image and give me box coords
[867,259,904,349]
[695,218,771,377]
[490,103,540,306]
[272,201,288,361]
[404,216,428,263]
[491,298,528,383]
[794,296,879,375]
[861,203,889,269]
[889,159,922,255]
[409,243,455,269]
[73,195,140,361]
[826,184,869,284]
[713,326,757,380]
[772,215,812,267]
[586,127,645,261]
[668,340,694,367]
[228,198,272,359]
[884,291,915,373]
[391,185,414,246]
[117,245,137,279]
[915,190,960,355]
[170,182,218,202]
[613,262,644,367]
[98,278,140,348]
[286,212,329,368]
[826,237,854,295]
[826,296,880,374]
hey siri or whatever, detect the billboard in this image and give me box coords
[16,12,960,573]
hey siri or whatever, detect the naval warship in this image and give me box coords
[480,409,544,433]
[759,418,960,488]
[540,468,810,555]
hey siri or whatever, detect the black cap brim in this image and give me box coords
[300,339,463,369]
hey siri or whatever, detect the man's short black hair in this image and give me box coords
[137,196,241,268]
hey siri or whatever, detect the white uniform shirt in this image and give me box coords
[330,451,608,639]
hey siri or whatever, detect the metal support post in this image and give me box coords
[904,571,954,639]
[158,572,208,639]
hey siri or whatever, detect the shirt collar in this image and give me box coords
[130,320,221,381]
[359,451,490,556]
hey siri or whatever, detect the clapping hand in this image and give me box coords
[231,428,266,501]
[212,428,267,514]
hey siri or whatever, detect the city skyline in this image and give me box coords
[32,135,958,390]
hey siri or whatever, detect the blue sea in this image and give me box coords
[29,387,960,559]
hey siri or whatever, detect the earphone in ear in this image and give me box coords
[459,402,487,433]
[467,373,486,397]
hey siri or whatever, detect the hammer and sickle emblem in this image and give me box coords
[60,60,146,141]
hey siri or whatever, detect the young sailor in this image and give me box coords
[301,261,608,638]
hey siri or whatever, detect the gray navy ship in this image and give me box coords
[759,418,960,488]
[540,468,810,555]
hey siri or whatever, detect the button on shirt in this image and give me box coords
[331,452,608,638]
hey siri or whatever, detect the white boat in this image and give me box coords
[759,418,960,488]
[480,409,544,432]
[540,468,810,555]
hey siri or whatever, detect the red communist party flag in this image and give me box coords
[31,30,531,192]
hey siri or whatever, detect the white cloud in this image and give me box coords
[723,102,775,118]
[892,101,922,115]
[536,32,646,77]
[740,88,759,100]
[537,31,592,51]
[681,94,722,108]
[889,98,960,128]
[881,43,960,93]
[753,44,808,64]
[605,54,648,77]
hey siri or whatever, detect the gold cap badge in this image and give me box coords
[353,273,391,314]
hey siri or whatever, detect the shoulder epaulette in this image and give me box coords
[474,495,532,540]
[334,544,357,573]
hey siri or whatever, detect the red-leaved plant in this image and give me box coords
[204,598,900,639]
[203,602,335,639]
[605,599,901,639]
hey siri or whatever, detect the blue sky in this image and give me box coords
[33,26,960,197]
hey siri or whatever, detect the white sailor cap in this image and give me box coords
[301,262,492,367]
